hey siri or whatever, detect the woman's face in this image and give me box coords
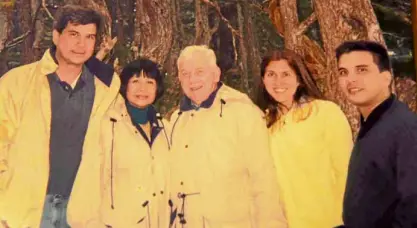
[263,60,300,109]
[126,72,157,108]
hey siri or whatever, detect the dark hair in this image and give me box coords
[120,58,165,103]
[54,5,103,38]
[256,49,323,128]
[336,40,391,72]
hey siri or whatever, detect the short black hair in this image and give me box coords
[120,58,165,102]
[336,40,391,72]
[54,5,103,36]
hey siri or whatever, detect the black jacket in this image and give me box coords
[343,95,417,228]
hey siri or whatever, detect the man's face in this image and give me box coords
[178,56,220,105]
[337,51,391,108]
[53,22,97,67]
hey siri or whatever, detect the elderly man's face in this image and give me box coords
[178,55,220,105]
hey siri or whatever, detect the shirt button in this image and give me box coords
[153,193,156,197]
[191,113,194,117]
[185,145,188,148]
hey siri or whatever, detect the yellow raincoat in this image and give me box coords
[169,83,287,228]
[100,96,170,228]
[269,99,352,228]
[0,49,120,227]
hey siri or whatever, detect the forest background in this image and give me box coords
[0,0,415,134]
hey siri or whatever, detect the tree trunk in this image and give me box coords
[194,0,210,45]
[16,0,35,64]
[0,5,10,53]
[115,0,124,44]
[31,0,43,60]
[134,0,173,65]
[239,0,260,98]
[0,2,12,75]
[413,0,417,107]
[158,0,180,116]
[236,1,249,93]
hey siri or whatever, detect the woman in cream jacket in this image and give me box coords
[100,59,170,228]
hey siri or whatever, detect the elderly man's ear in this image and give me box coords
[214,66,221,82]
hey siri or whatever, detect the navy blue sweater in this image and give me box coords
[343,95,417,228]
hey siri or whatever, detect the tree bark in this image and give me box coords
[242,0,260,99]
[158,0,180,116]
[413,0,417,107]
[31,0,43,60]
[0,4,10,53]
[135,0,173,65]
[0,2,12,75]
[237,1,249,93]
[194,0,210,45]
[115,0,124,44]
[15,0,35,64]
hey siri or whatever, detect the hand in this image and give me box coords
[1,220,10,228]
[96,36,118,61]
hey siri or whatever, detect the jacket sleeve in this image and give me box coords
[324,103,353,225]
[239,104,288,228]
[0,72,19,189]
[395,119,417,226]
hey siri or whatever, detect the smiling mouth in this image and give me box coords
[190,85,203,92]
[273,88,287,93]
[135,95,149,100]
[347,87,363,94]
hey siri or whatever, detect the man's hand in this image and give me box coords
[96,36,118,61]
[1,220,10,228]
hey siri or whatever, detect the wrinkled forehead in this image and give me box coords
[178,58,214,72]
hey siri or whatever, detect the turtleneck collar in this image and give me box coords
[126,102,149,125]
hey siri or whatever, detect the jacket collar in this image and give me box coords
[357,94,395,139]
[128,104,163,147]
[180,82,223,111]
[49,46,114,87]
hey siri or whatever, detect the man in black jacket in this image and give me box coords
[336,40,417,228]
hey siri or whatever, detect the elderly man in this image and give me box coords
[168,45,287,228]
[0,5,120,228]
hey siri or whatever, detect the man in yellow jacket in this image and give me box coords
[0,5,120,228]
[168,45,287,228]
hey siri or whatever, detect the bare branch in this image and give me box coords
[42,0,54,20]
[200,0,241,39]
[4,31,31,49]
[232,33,238,64]
[210,14,220,35]
[295,12,317,36]
[372,2,411,25]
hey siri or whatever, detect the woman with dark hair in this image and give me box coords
[256,49,353,228]
[99,58,170,227]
